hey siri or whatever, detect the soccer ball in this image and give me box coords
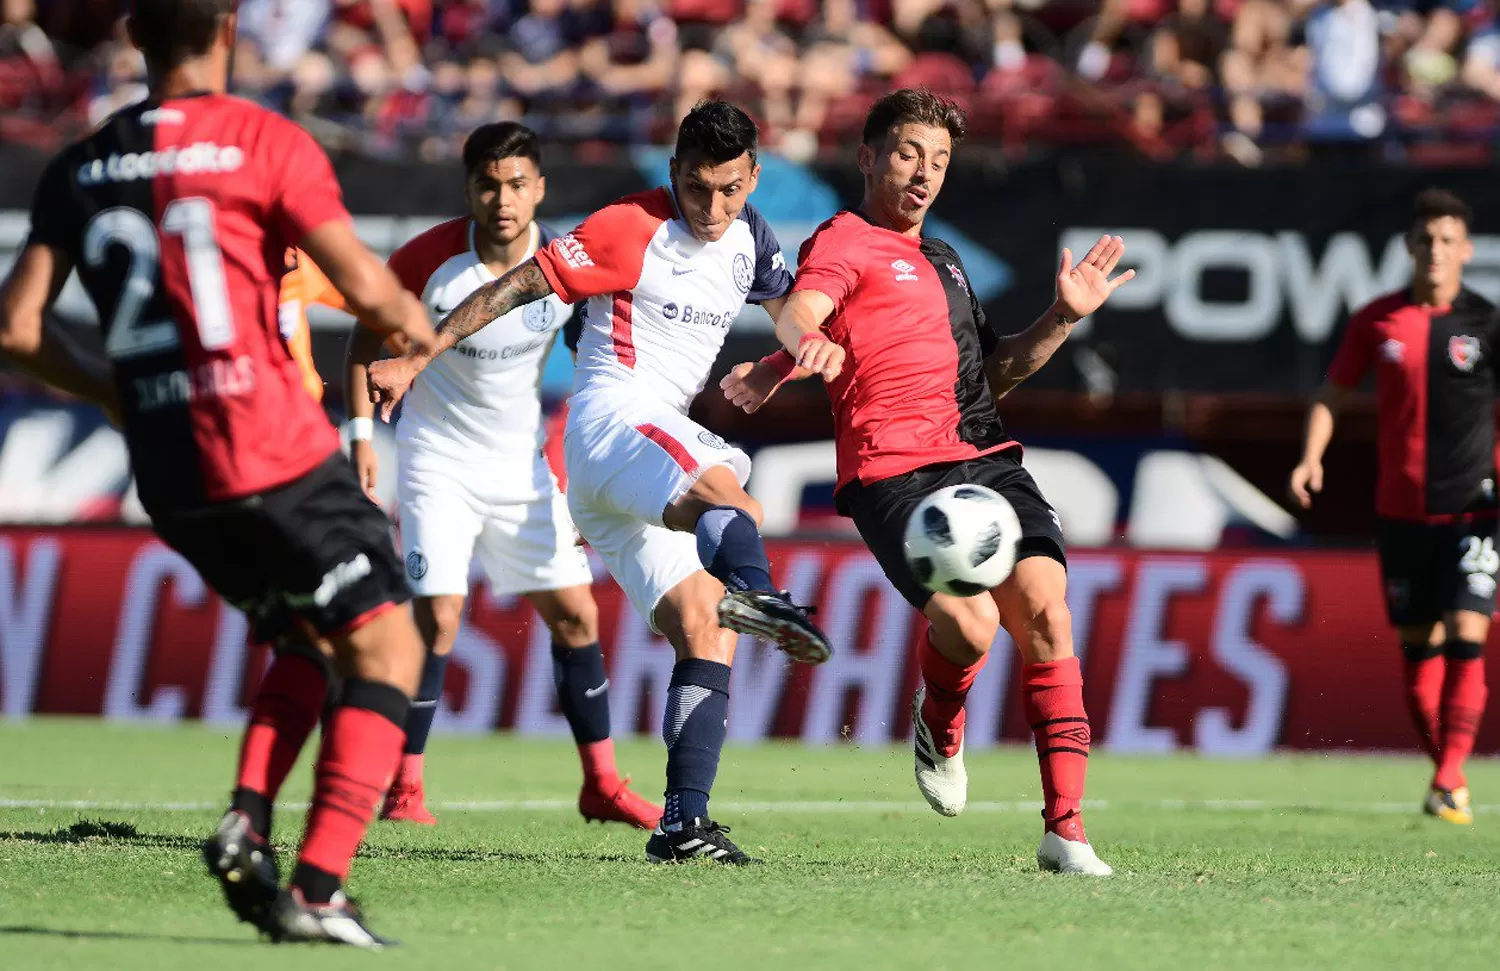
[903,485,1022,597]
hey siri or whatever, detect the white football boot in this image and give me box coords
[1037,830,1114,876]
[912,685,967,817]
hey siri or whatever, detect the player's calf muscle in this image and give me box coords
[413,595,465,656]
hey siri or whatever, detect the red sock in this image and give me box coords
[1401,651,1444,763]
[1022,656,1090,836]
[917,629,988,758]
[296,682,408,883]
[578,739,622,790]
[1435,652,1488,792]
[234,652,328,801]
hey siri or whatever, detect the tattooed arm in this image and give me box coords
[366,258,553,420]
[427,258,552,361]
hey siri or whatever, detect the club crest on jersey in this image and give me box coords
[1380,339,1404,363]
[698,430,729,449]
[891,260,919,282]
[406,551,428,581]
[1449,335,1482,372]
[733,253,754,294]
[947,264,969,292]
[523,300,556,333]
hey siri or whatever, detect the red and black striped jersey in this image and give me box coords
[792,209,1016,496]
[25,93,349,513]
[1328,287,1500,522]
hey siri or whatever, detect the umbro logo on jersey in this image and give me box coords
[1450,335,1482,372]
[891,260,919,282]
[1380,339,1405,363]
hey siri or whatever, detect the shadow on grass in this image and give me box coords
[0,925,254,946]
[0,819,643,865]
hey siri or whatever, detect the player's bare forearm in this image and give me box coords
[345,324,387,421]
[984,304,1076,401]
[773,290,835,356]
[423,258,553,362]
[1300,387,1344,464]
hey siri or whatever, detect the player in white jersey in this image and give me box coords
[368,102,839,866]
[345,123,661,831]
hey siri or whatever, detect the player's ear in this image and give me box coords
[668,156,679,184]
[1462,236,1475,265]
[746,162,760,194]
[856,143,875,176]
[535,174,547,206]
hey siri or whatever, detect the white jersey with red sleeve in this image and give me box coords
[388,217,575,478]
[532,187,791,422]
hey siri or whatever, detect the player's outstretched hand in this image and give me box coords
[1289,460,1323,509]
[367,356,420,423]
[796,334,844,382]
[1054,235,1135,323]
[351,440,380,504]
[720,361,781,413]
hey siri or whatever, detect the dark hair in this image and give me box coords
[1413,188,1472,231]
[675,100,759,167]
[128,0,235,68]
[861,88,967,148]
[462,122,542,177]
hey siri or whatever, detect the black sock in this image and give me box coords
[695,506,774,593]
[403,651,449,756]
[291,862,342,905]
[661,658,731,828]
[231,787,272,837]
[552,642,611,745]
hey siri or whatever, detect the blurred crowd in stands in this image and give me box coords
[12,0,1500,163]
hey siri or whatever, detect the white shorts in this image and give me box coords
[564,396,750,630]
[397,451,594,598]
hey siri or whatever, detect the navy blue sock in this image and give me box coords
[661,658,731,829]
[403,651,449,756]
[552,641,611,745]
[695,505,774,593]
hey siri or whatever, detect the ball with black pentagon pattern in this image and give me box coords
[902,484,1022,597]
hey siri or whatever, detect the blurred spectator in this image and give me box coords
[500,0,584,97]
[1302,0,1385,140]
[1220,0,1310,162]
[795,0,911,140]
[1382,0,1474,96]
[1147,0,1226,89]
[1462,14,1500,100]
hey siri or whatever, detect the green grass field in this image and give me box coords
[2,719,1498,971]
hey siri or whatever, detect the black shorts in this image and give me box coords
[839,448,1065,610]
[1376,516,1499,627]
[150,454,411,643]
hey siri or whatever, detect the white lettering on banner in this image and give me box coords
[104,543,200,721]
[1196,561,1298,755]
[0,537,61,715]
[1065,556,1127,668]
[801,555,915,744]
[1061,228,1419,343]
[729,550,824,740]
[607,597,675,739]
[435,589,506,734]
[514,612,570,737]
[0,411,132,522]
[1106,558,1207,753]
[200,606,252,726]
[1165,231,1282,341]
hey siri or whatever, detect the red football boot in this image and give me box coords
[379,754,437,826]
[579,776,663,830]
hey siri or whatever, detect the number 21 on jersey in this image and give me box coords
[83,197,236,360]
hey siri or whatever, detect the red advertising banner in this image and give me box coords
[2,527,1496,754]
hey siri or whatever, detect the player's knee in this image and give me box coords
[547,596,599,646]
[929,594,1000,659]
[1029,601,1075,661]
[417,597,464,655]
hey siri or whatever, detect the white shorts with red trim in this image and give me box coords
[563,396,750,629]
[397,451,594,598]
